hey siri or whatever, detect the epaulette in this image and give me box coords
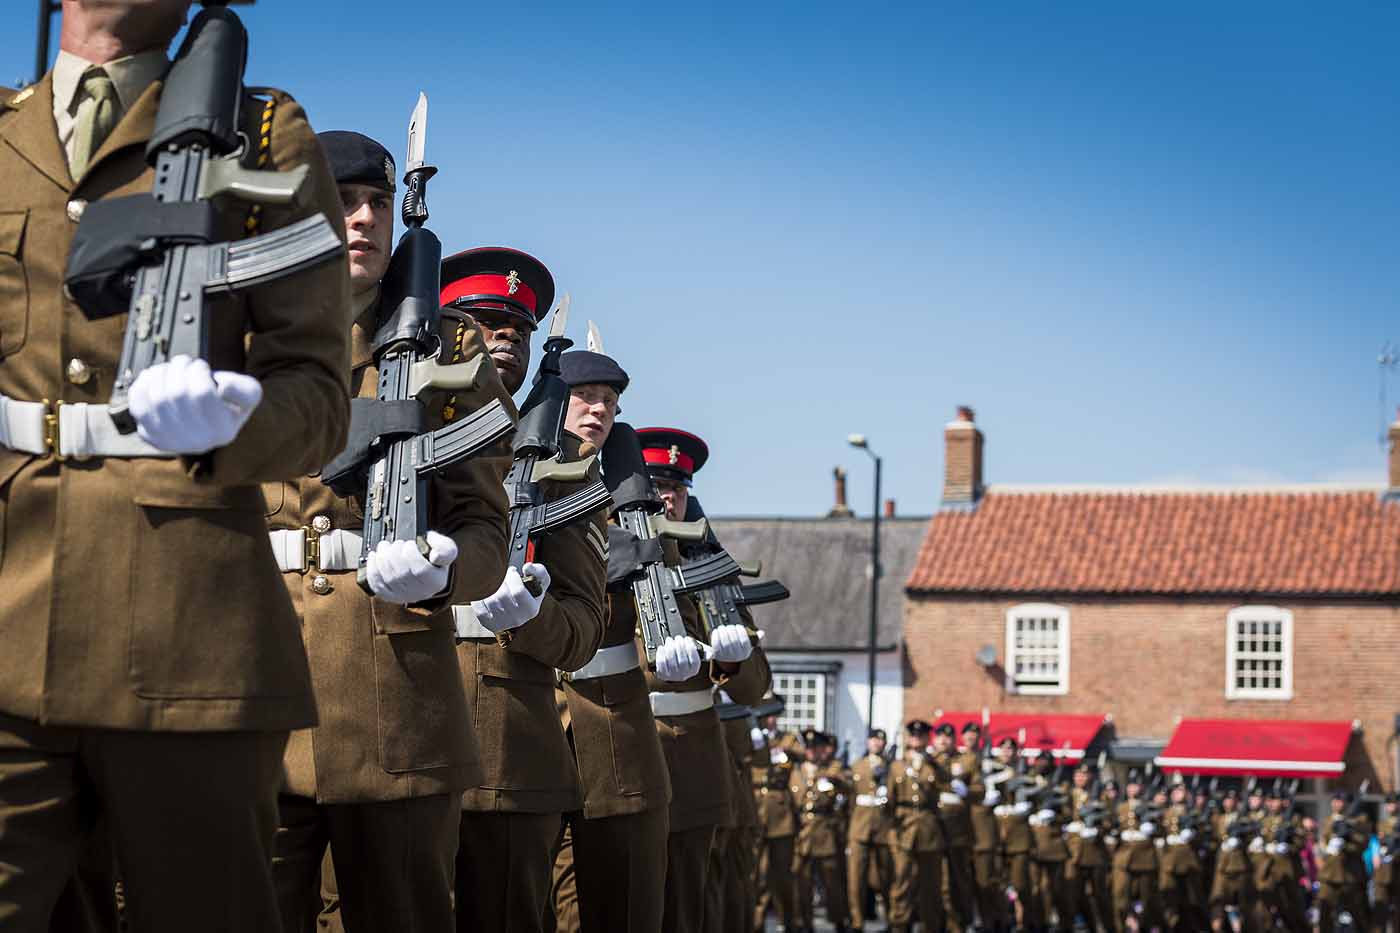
[2,85,35,111]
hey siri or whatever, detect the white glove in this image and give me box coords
[364,531,457,605]
[983,789,1002,806]
[951,778,969,799]
[1326,836,1345,855]
[707,624,753,663]
[1037,808,1057,823]
[1222,836,1240,852]
[128,355,262,454]
[1081,826,1099,840]
[655,635,702,682]
[1138,821,1156,836]
[1248,836,1265,854]
[470,563,551,634]
[1012,801,1033,816]
[751,727,765,750]
[1179,828,1195,844]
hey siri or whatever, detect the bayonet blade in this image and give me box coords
[406,92,428,174]
[587,319,604,354]
[549,292,571,340]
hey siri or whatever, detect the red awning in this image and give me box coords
[1155,719,1354,778]
[931,711,1110,762]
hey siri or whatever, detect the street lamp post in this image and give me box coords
[847,434,881,733]
[35,0,58,87]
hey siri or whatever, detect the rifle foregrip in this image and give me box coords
[650,515,708,542]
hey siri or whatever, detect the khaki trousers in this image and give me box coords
[890,847,944,930]
[274,792,458,933]
[551,806,669,933]
[942,845,975,930]
[752,834,795,933]
[0,713,285,933]
[847,838,893,928]
[662,825,715,933]
[456,810,561,933]
[794,849,849,930]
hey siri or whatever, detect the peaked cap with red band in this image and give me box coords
[439,246,555,329]
[636,427,709,487]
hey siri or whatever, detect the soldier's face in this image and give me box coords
[1223,797,1236,811]
[906,733,926,753]
[469,308,534,394]
[564,383,619,448]
[653,477,689,521]
[932,733,952,754]
[1331,798,1345,813]
[338,184,393,296]
[1074,771,1089,788]
[866,736,885,756]
[65,1,192,53]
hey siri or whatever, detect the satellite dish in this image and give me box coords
[975,645,997,668]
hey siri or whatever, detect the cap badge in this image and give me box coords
[668,445,681,466]
[384,156,396,189]
[506,270,520,295]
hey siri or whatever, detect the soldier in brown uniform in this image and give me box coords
[1374,794,1399,933]
[1317,790,1372,933]
[789,730,852,932]
[1157,782,1207,933]
[753,712,802,932]
[1112,772,1162,933]
[711,701,764,933]
[1208,789,1255,931]
[1029,782,1075,930]
[0,3,352,929]
[848,728,895,931]
[636,426,770,933]
[964,723,1007,931]
[993,738,1037,930]
[442,249,609,933]
[888,719,949,933]
[546,347,673,933]
[1066,763,1113,933]
[931,721,981,929]
[267,133,512,933]
[1251,782,1306,932]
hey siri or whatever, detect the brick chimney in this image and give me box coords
[884,499,896,518]
[1389,408,1400,494]
[827,466,854,518]
[942,405,984,507]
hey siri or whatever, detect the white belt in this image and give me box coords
[939,792,965,807]
[649,689,715,717]
[0,395,170,459]
[451,604,493,640]
[268,528,362,573]
[855,794,887,808]
[563,643,640,681]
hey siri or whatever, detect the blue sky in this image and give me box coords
[5,2,1397,515]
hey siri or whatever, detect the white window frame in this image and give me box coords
[1225,606,1293,700]
[771,670,828,735]
[1005,603,1070,696]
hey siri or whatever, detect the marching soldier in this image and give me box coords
[442,249,609,933]
[1254,781,1306,932]
[994,738,1037,931]
[753,715,801,932]
[888,719,948,933]
[848,728,896,932]
[547,346,673,933]
[932,721,980,929]
[713,702,764,933]
[268,134,513,933]
[637,426,770,933]
[1066,763,1113,933]
[1029,785,1075,930]
[1157,781,1207,932]
[0,2,352,929]
[1374,793,1398,933]
[1112,771,1162,933]
[791,729,853,932]
[1317,789,1372,933]
[1208,789,1256,932]
[963,723,1007,931]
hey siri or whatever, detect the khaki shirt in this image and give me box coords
[791,760,846,858]
[0,74,351,732]
[889,750,948,853]
[847,753,895,844]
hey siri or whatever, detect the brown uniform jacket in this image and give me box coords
[753,736,799,839]
[889,750,949,853]
[722,712,760,830]
[847,753,895,844]
[1113,799,1159,873]
[0,75,350,731]
[460,432,608,814]
[995,801,1035,855]
[935,748,982,849]
[559,587,672,821]
[791,760,846,858]
[272,310,512,803]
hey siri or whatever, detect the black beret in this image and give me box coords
[1035,749,1054,763]
[1332,789,1352,802]
[318,131,396,193]
[868,728,887,741]
[961,721,981,735]
[1126,769,1142,783]
[558,350,629,394]
[906,719,932,737]
[934,723,956,738]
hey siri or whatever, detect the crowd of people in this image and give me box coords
[748,717,1400,932]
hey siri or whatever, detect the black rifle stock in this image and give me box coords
[503,307,611,596]
[602,423,711,664]
[680,495,788,638]
[63,6,343,432]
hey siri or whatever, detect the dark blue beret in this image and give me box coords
[317,130,396,193]
[558,350,629,394]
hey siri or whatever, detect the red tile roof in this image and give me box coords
[906,488,1400,596]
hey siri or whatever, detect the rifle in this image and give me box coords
[63,5,344,432]
[680,495,789,637]
[501,295,612,595]
[601,423,743,663]
[321,95,512,592]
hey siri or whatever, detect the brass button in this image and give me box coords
[66,199,87,223]
[311,514,332,534]
[311,575,331,595]
[66,358,92,386]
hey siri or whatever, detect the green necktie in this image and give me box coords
[70,67,119,179]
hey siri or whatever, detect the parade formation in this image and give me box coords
[0,3,1394,933]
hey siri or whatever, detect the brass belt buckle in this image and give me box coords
[42,399,65,462]
[303,524,321,573]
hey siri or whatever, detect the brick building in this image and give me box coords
[903,407,1400,795]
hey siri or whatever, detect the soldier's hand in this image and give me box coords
[365,531,457,605]
[655,635,702,681]
[951,778,969,798]
[1138,821,1156,836]
[472,564,551,634]
[708,624,753,662]
[1326,836,1345,855]
[128,355,262,453]
[983,788,1001,806]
